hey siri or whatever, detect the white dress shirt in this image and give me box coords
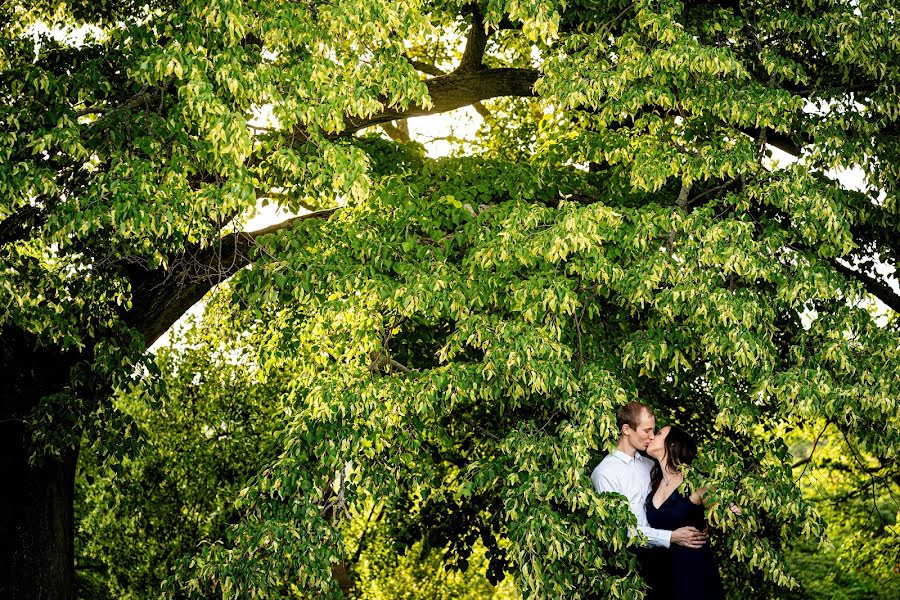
[591,449,672,548]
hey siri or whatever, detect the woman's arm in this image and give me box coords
[689,485,742,514]
[689,485,708,506]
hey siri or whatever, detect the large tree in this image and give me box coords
[1,0,899,598]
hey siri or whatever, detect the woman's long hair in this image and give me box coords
[646,426,698,510]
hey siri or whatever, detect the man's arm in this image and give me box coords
[636,524,673,548]
[591,468,616,495]
[638,524,707,549]
[591,470,673,548]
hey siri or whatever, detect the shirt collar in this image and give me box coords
[611,449,638,464]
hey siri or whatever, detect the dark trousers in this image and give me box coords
[635,546,667,600]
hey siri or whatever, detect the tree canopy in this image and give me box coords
[2,0,899,598]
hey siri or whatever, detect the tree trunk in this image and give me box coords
[0,435,78,600]
[1,328,79,600]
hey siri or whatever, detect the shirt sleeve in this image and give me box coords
[637,524,671,548]
[591,468,672,549]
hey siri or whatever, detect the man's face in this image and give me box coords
[624,409,656,451]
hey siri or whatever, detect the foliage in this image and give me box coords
[345,501,520,600]
[188,139,847,597]
[75,307,288,599]
[784,542,900,600]
[3,0,900,598]
[75,302,519,599]
[783,422,900,598]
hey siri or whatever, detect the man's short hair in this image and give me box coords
[616,401,653,433]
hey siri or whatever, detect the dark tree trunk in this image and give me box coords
[1,328,79,600]
[0,438,78,600]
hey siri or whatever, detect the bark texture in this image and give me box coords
[0,329,79,600]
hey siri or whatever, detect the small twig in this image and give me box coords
[350,503,385,565]
[686,178,738,209]
[793,421,829,481]
[839,428,899,534]
[74,107,108,117]
[574,299,587,366]
[456,413,501,442]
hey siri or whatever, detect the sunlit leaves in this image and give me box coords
[5,0,900,598]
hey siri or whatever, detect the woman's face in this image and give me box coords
[646,425,670,460]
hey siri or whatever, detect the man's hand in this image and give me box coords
[670,526,707,549]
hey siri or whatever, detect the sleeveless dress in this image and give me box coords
[645,487,725,600]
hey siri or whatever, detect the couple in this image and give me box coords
[591,401,725,599]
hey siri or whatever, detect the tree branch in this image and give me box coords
[676,180,692,213]
[457,9,489,73]
[254,188,319,212]
[125,209,338,347]
[341,67,537,135]
[80,85,161,132]
[381,120,410,142]
[829,259,900,314]
[408,59,445,77]
[793,421,829,481]
[367,350,411,375]
[403,59,493,119]
[744,127,805,158]
[472,101,492,119]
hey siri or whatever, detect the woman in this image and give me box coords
[644,425,725,600]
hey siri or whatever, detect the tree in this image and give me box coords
[74,307,289,599]
[1,0,899,598]
[785,421,900,598]
[74,303,520,599]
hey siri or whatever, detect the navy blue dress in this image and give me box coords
[645,488,725,600]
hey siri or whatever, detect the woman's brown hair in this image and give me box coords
[646,426,698,509]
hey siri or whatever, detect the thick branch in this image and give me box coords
[676,180,692,213]
[125,209,338,347]
[404,61,493,119]
[341,68,537,134]
[830,259,900,314]
[744,127,805,158]
[458,9,489,73]
[381,121,410,142]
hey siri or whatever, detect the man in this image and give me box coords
[591,401,707,595]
